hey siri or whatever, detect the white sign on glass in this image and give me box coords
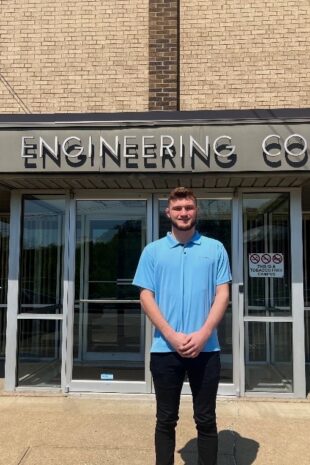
[248,253,284,278]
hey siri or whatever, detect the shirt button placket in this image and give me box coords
[181,245,186,329]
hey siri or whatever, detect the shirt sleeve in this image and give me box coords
[132,246,155,292]
[216,244,232,285]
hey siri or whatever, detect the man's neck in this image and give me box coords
[171,227,196,244]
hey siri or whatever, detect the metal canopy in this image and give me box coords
[0,172,307,191]
[1,108,310,127]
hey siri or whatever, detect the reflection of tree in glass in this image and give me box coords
[89,220,142,300]
[21,243,62,307]
[0,217,9,305]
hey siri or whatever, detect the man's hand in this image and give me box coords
[178,283,229,358]
[166,331,191,355]
[178,330,209,358]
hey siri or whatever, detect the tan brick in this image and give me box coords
[1,1,310,114]
[0,0,149,113]
[180,0,310,110]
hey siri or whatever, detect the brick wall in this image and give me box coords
[181,0,310,110]
[1,1,310,113]
[0,0,149,113]
[149,0,179,110]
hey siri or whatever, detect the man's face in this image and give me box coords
[166,197,197,232]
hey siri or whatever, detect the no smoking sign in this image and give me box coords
[249,253,284,278]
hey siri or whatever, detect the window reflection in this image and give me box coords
[243,194,291,317]
[245,321,293,393]
[302,215,310,394]
[0,216,9,366]
[243,193,293,394]
[73,200,147,382]
[17,319,61,387]
[16,196,65,388]
[20,196,65,314]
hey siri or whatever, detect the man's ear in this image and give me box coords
[165,207,171,219]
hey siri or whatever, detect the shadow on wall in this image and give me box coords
[178,430,259,465]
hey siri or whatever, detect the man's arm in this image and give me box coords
[181,282,230,358]
[140,288,190,354]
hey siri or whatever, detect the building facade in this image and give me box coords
[0,1,309,397]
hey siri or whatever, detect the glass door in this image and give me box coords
[17,195,65,388]
[242,191,306,397]
[302,214,310,395]
[71,199,150,392]
[155,194,238,396]
[0,214,9,383]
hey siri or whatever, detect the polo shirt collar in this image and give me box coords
[166,231,202,248]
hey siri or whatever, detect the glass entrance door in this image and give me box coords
[17,195,65,388]
[0,214,9,384]
[242,193,293,393]
[71,199,149,391]
[69,194,237,394]
[303,214,310,394]
[241,191,306,397]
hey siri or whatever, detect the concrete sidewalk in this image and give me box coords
[0,393,309,465]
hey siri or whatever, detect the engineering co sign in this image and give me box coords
[1,121,310,172]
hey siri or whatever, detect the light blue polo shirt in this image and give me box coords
[133,231,231,353]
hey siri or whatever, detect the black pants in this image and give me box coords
[150,351,220,465]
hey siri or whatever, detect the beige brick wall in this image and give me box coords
[0,0,149,113]
[1,1,310,114]
[181,0,310,110]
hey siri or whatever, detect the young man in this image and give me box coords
[133,187,231,465]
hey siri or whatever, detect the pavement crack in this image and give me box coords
[227,401,240,465]
[230,431,238,465]
[16,446,31,465]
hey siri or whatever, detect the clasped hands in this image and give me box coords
[169,330,208,358]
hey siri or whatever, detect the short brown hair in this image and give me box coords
[167,187,197,205]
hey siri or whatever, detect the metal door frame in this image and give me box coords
[65,191,153,394]
[6,188,305,397]
[79,213,145,362]
[302,213,310,393]
[0,213,9,365]
[5,190,69,392]
[238,187,306,398]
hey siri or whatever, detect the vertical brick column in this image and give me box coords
[149,0,179,111]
